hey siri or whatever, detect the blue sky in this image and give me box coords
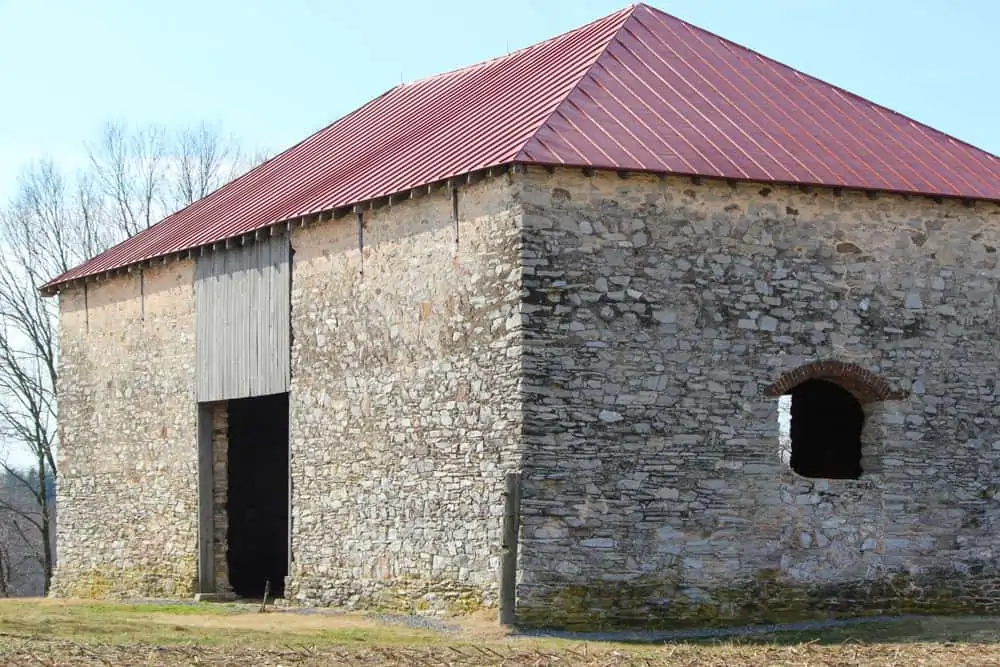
[0,0,997,204]
[0,1,994,466]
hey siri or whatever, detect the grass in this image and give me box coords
[0,599,998,665]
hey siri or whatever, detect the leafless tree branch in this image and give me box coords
[0,121,267,595]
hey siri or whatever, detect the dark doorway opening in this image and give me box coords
[227,392,289,598]
[789,379,863,480]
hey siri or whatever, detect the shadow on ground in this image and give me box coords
[515,614,1000,646]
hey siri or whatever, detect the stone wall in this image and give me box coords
[514,165,1000,629]
[51,161,1000,628]
[285,176,524,612]
[51,261,199,598]
[210,402,231,595]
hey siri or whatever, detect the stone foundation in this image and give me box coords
[518,565,1000,630]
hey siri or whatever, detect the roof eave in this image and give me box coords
[38,163,518,298]
[512,159,1000,206]
[40,159,999,299]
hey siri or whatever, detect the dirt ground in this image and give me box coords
[1,599,999,665]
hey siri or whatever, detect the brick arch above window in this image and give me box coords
[762,360,908,404]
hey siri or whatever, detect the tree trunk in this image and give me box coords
[37,457,53,594]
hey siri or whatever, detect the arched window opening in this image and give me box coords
[766,361,907,480]
[787,379,863,480]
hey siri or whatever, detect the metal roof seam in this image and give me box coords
[641,3,1000,164]
[622,15,778,180]
[639,12,824,183]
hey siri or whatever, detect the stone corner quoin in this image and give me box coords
[50,163,1000,629]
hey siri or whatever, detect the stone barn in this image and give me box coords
[43,4,1000,629]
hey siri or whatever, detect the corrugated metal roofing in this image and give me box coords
[43,2,1000,291]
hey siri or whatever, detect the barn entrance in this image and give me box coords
[226,392,289,598]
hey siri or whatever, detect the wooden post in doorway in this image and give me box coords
[196,403,215,594]
[499,471,522,626]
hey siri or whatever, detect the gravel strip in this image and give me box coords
[365,612,462,633]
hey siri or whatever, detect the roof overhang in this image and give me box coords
[40,161,1000,299]
[39,163,518,297]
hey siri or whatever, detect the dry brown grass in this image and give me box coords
[0,599,998,665]
[2,636,1000,666]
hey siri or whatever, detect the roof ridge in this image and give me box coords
[513,4,642,163]
[636,3,1000,162]
[399,4,638,90]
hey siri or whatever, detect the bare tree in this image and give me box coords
[0,526,11,597]
[0,160,98,592]
[73,170,116,258]
[0,122,267,594]
[89,120,268,233]
[87,120,168,238]
[174,121,248,208]
[0,469,49,596]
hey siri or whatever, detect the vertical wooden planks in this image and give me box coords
[195,234,291,402]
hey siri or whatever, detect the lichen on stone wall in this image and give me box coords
[54,558,198,600]
[288,574,489,615]
[516,564,1000,630]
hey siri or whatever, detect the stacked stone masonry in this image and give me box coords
[210,403,231,596]
[515,167,1000,628]
[53,176,523,613]
[285,177,523,611]
[51,262,200,598]
[51,164,1000,629]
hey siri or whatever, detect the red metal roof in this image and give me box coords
[43,3,1000,291]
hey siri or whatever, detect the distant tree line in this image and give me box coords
[0,468,54,595]
[0,120,267,595]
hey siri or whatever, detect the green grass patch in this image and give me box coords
[0,598,998,667]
